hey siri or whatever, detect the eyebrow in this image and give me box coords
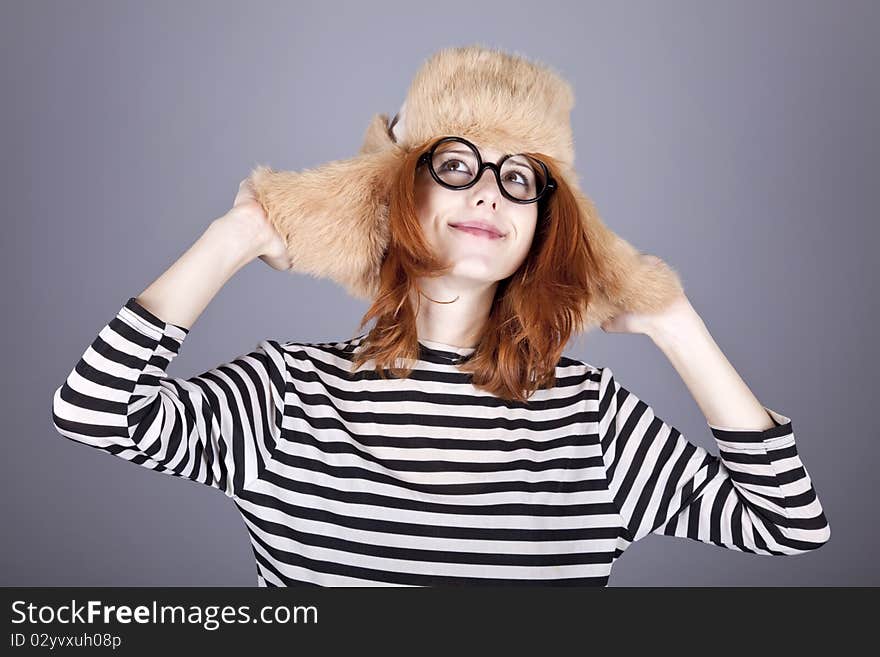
[443,147,534,167]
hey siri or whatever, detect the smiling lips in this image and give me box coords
[449,222,506,239]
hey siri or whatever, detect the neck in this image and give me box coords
[410,278,497,349]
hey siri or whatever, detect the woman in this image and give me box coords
[51,47,830,586]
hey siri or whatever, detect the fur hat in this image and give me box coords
[247,44,684,331]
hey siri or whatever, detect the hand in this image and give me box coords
[600,255,696,337]
[390,100,407,142]
[216,177,293,272]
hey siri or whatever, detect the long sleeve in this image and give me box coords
[51,297,288,499]
[597,366,831,556]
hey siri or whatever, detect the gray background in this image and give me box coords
[3,0,876,586]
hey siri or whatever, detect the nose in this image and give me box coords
[469,166,503,208]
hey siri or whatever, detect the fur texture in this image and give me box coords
[248,43,684,330]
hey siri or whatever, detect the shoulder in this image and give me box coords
[273,333,362,352]
[265,334,365,366]
[554,354,609,390]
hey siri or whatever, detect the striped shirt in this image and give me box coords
[51,296,831,586]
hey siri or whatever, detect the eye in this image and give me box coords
[504,168,533,187]
[439,158,471,174]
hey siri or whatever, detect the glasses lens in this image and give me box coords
[431,140,480,187]
[499,155,547,201]
[430,140,548,201]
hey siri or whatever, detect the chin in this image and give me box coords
[445,263,509,282]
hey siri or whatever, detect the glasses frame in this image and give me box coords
[417,136,557,205]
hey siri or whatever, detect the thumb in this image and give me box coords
[233,177,256,207]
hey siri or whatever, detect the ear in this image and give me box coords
[573,184,685,329]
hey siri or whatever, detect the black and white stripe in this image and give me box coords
[597,368,830,555]
[51,297,831,586]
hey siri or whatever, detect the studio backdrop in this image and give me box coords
[2,0,876,586]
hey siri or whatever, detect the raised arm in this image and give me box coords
[51,177,293,498]
[598,366,831,555]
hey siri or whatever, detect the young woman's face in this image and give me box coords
[413,143,539,286]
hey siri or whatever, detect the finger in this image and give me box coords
[233,178,256,205]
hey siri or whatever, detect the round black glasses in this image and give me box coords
[417,136,557,205]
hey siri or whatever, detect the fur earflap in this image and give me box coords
[248,43,684,329]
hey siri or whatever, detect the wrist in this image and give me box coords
[199,219,259,280]
[204,218,263,271]
[645,298,707,349]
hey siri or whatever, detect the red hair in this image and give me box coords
[348,139,601,403]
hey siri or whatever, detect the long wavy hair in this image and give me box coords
[348,138,600,403]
